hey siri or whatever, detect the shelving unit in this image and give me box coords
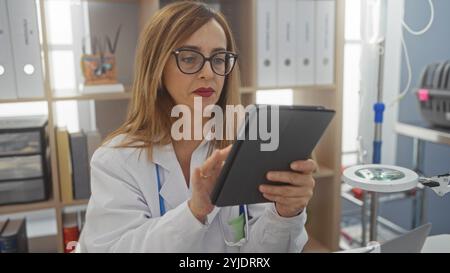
[0,0,344,252]
[51,88,133,102]
[0,199,57,215]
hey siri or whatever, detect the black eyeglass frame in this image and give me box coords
[171,48,238,76]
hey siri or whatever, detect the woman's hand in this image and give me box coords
[188,145,232,223]
[259,159,317,218]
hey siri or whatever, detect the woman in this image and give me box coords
[78,1,316,253]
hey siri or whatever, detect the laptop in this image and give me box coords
[337,223,432,253]
[380,223,432,253]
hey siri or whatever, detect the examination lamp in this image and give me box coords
[342,165,449,245]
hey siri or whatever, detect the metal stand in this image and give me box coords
[368,40,385,242]
[361,191,368,245]
[369,192,379,241]
[412,138,427,227]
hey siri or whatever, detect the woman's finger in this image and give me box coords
[259,184,313,198]
[290,159,317,174]
[201,145,232,177]
[266,171,315,187]
[262,193,303,205]
[262,193,309,208]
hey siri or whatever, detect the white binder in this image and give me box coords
[296,0,315,85]
[315,0,335,85]
[7,0,44,98]
[277,0,297,86]
[0,0,17,99]
[256,0,277,87]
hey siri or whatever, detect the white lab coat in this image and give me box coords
[78,134,308,253]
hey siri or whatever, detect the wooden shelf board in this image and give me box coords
[51,91,132,101]
[87,0,140,4]
[0,97,48,104]
[240,85,336,94]
[313,165,335,179]
[61,199,89,207]
[28,235,58,253]
[0,199,56,215]
[47,85,336,100]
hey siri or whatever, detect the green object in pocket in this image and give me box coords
[228,214,245,242]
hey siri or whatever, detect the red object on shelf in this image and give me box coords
[351,188,364,200]
[418,89,430,102]
[63,226,79,253]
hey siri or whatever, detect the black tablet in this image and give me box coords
[210,105,335,207]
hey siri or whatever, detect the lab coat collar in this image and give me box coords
[152,138,220,224]
[152,143,189,210]
[151,134,213,171]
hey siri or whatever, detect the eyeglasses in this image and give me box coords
[172,49,238,76]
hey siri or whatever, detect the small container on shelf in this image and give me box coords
[0,116,51,206]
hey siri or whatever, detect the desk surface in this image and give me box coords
[422,235,450,253]
[396,122,450,146]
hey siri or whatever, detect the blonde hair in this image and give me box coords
[104,1,241,156]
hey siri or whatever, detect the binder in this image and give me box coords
[256,0,277,87]
[56,127,74,204]
[315,0,335,85]
[0,218,28,253]
[277,0,297,86]
[296,0,316,85]
[7,0,44,98]
[0,0,17,99]
[69,131,91,200]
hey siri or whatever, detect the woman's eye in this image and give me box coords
[181,56,197,64]
[213,58,225,65]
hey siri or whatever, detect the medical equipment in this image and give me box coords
[343,165,419,193]
[343,165,450,197]
[343,164,450,246]
[358,0,436,242]
[416,60,450,128]
[155,164,249,247]
[419,173,450,197]
[361,0,389,241]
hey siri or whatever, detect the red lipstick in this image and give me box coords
[193,87,215,98]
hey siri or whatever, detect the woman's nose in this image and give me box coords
[198,60,215,80]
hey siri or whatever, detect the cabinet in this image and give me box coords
[0,116,50,206]
[0,0,344,252]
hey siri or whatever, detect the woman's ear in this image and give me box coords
[158,81,166,93]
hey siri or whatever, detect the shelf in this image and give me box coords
[313,166,335,179]
[28,235,58,253]
[61,199,89,207]
[0,97,47,104]
[240,85,336,94]
[5,85,339,101]
[396,122,450,146]
[51,90,132,101]
[0,199,56,215]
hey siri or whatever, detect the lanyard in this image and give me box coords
[156,164,166,216]
[155,164,246,219]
